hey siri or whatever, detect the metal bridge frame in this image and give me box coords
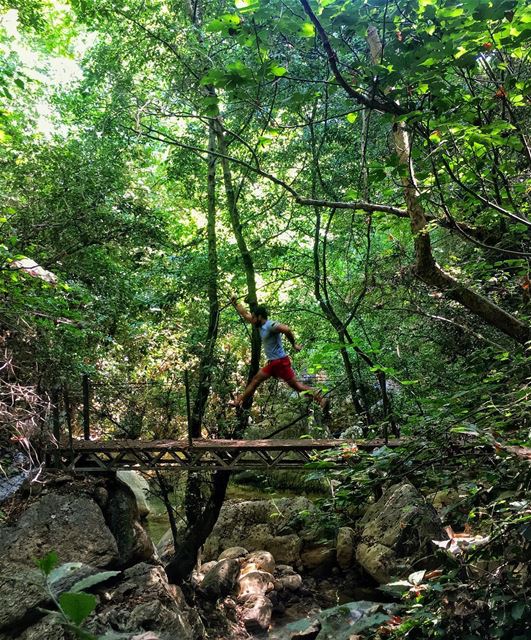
[49,438,401,472]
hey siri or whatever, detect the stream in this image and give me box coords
[145,483,395,640]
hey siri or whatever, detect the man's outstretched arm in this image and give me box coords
[230,296,253,323]
[275,323,302,352]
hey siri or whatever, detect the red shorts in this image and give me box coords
[261,356,296,382]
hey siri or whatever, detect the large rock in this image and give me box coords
[199,559,240,600]
[0,482,160,639]
[242,550,275,574]
[11,615,67,640]
[355,481,445,583]
[238,570,275,600]
[103,478,155,567]
[89,563,203,640]
[244,528,303,567]
[0,493,118,638]
[218,547,248,561]
[336,527,355,571]
[117,471,151,518]
[276,572,303,592]
[240,594,273,632]
[0,493,119,567]
[0,562,48,635]
[300,546,336,573]
[158,497,314,564]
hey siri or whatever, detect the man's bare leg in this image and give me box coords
[285,377,329,411]
[232,370,270,407]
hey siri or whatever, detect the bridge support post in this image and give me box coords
[82,374,90,440]
[184,369,192,446]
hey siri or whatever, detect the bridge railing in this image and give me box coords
[50,373,192,450]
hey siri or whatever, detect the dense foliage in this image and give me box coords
[1,0,530,638]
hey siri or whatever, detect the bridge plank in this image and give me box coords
[56,437,403,452]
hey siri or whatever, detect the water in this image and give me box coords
[143,486,396,639]
[267,601,397,640]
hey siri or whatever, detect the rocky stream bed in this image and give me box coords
[0,463,448,640]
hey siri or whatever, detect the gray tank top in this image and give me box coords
[259,320,286,361]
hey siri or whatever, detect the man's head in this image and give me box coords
[250,303,268,326]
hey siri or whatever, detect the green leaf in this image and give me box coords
[270,65,287,77]
[36,551,59,576]
[59,591,97,626]
[49,562,84,585]
[299,22,315,37]
[511,602,526,620]
[71,571,121,593]
[74,629,98,640]
[235,0,259,8]
[438,7,464,18]
[346,112,358,123]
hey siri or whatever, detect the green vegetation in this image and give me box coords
[37,550,120,639]
[1,0,530,637]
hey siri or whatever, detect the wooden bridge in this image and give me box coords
[49,437,402,472]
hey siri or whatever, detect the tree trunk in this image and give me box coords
[312,205,368,425]
[366,25,530,346]
[165,470,230,583]
[190,122,220,434]
[215,123,262,399]
[167,1,232,582]
[170,124,262,582]
[391,106,530,345]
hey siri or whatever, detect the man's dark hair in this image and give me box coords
[251,304,268,319]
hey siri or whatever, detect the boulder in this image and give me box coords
[240,594,273,632]
[336,527,355,571]
[218,547,248,561]
[277,573,302,592]
[0,562,48,635]
[199,561,218,574]
[276,564,296,575]
[0,493,119,567]
[245,531,303,567]
[89,563,203,640]
[117,471,151,518]
[300,547,336,573]
[12,615,67,640]
[103,478,155,567]
[203,497,314,560]
[355,481,446,584]
[157,498,313,567]
[199,559,240,600]
[238,570,275,600]
[242,550,275,574]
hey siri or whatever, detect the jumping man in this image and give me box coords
[230,297,329,412]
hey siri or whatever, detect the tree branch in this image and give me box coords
[298,0,404,115]
[132,124,410,217]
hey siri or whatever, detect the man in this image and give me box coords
[230,297,329,412]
